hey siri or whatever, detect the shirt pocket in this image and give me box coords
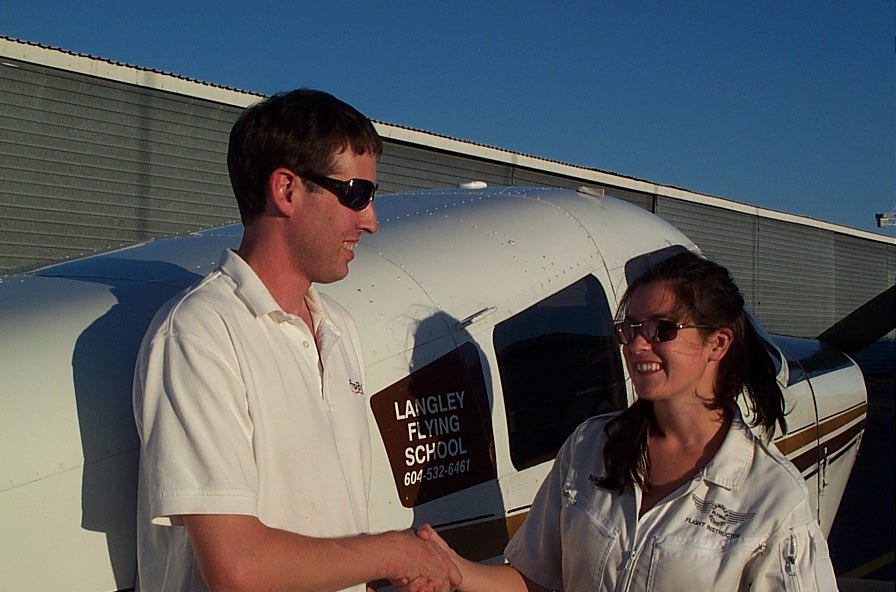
[645,535,766,591]
[559,480,620,588]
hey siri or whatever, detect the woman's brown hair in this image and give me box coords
[596,251,787,492]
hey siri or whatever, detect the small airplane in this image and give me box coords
[0,185,875,590]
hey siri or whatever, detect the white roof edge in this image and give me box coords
[0,36,263,107]
[3,37,893,246]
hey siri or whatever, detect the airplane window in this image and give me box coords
[494,275,627,471]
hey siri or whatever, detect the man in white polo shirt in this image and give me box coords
[133,89,461,592]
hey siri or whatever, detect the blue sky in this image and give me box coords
[2,1,893,236]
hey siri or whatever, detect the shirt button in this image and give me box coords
[303,341,310,348]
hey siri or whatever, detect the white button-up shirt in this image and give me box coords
[505,410,838,591]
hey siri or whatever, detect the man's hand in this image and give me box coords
[392,524,464,592]
[390,528,461,592]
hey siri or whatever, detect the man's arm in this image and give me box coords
[183,514,460,592]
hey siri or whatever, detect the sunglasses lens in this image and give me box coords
[654,320,678,342]
[615,320,681,344]
[344,180,377,210]
[305,173,377,211]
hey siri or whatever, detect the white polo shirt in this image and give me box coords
[133,249,370,592]
[505,409,838,592]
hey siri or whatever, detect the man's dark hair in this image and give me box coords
[227,88,383,224]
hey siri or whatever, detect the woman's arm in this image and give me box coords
[412,524,549,592]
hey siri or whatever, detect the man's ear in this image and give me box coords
[267,168,298,217]
[708,327,734,362]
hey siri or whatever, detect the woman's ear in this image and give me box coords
[708,327,734,361]
[267,168,298,217]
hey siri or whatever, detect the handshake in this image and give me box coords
[386,524,464,592]
[375,523,529,592]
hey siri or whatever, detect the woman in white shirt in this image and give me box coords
[415,251,838,592]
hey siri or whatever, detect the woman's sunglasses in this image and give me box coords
[613,319,711,345]
[303,173,378,211]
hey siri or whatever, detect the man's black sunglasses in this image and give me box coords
[303,173,378,211]
[613,319,712,345]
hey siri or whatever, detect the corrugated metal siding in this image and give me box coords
[655,198,760,311]
[834,233,896,374]
[511,167,581,189]
[602,186,653,212]
[0,58,240,273]
[1,51,893,375]
[378,142,514,193]
[833,234,891,320]
[757,218,836,336]
[378,142,615,196]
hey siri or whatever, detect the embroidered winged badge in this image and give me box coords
[692,494,756,527]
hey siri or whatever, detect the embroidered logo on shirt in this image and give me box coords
[692,494,756,527]
[349,379,364,396]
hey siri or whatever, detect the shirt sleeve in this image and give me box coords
[137,328,258,525]
[503,429,579,592]
[743,500,839,592]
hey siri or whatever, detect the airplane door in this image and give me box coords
[747,325,828,523]
[486,273,628,551]
[768,334,867,535]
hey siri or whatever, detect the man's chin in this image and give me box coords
[316,268,351,285]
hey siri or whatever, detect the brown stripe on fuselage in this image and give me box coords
[774,424,817,456]
[819,403,867,438]
[774,402,866,456]
[776,402,867,474]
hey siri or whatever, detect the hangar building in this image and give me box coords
[1,37,893,373]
